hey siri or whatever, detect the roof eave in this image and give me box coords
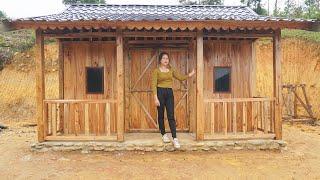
[0,20,18,32]
[7,19,317,31]
[310,21,320,32]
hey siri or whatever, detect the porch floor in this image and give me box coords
[32,133,286,152]
[124,132,196,145]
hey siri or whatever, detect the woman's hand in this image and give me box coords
[188,68,196,77]
[154,97,160,107]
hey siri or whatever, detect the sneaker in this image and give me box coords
[172,138,181,149]
[162,134,171,143]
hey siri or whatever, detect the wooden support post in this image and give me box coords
[116,28,125,141]
[232,102,237,134]
[52,103,57,136]
[210,103,215,134]
[35,29,45,142]
[250,40,256,97]
[273,29,282,140]
[223,102,228,135]
[105,103,111,136]
[196,30,204,140]
[242,102,247,134]
[293,88,298,118]
[84,103,89,135]
[58,40,64,133]
[301,85,315,119]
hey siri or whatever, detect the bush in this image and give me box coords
[0,29,35,70]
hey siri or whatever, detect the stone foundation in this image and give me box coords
[31,139,287,153]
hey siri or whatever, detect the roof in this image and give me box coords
[4,4,318,31]
[14,4,314,22]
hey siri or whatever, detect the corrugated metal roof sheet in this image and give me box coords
[14,4,315,22]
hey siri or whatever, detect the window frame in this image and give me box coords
[85,66,105,94]
[213,66,232,94]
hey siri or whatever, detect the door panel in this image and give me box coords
[127,48,189,131]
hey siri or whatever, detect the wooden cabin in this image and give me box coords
[3,4,318,142]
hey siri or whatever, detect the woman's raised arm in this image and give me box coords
[172,68,188,81]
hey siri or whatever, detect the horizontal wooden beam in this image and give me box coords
[61,41,116,44]
[204,32,274,38]
[128,40,190,44]
[43,31,116,38]
[123,31,196,37]
[44,99,117,103]
[127,44,191,48]
[204,97,275,103]
[10,20,315,31]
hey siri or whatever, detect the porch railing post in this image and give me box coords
[196,29,204,140]
[116,28,125,141]
[35,29,45,142]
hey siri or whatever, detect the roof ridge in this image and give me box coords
[68,4,248,7]
[244,6,259,16]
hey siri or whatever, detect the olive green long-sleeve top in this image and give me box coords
[152,67,188,95]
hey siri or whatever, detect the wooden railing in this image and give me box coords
[43,99,117,141]
[203,98,276,140]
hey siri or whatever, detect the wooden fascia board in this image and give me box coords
[9,20,315,31]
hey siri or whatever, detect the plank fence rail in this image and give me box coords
[204,98,276,140]
[43,99,117,141]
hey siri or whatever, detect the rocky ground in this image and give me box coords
[1,121,320,179]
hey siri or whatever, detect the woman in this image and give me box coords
[152,52,196,148]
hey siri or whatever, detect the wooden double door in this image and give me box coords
[125,48,190,132]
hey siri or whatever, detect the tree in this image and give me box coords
[179,0,223,5]
[240,0,268,15]
[273,0,279,16]
[278,0,304,18]
[63,0,106,4]
[0,10,6,18]
[304,0,320,19]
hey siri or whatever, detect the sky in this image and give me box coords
[0,0,304,19]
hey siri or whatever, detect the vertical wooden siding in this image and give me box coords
[63,42,117,135]
[203,40,255,133]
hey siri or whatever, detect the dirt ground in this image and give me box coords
[0,121,320,179]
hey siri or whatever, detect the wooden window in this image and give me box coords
[214,67,231,93]
[86,67,104,94]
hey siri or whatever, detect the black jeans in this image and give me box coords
[157,87,177,138]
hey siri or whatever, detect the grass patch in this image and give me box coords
[282,29,320,43]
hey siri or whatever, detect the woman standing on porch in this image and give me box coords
[152,52,196,148]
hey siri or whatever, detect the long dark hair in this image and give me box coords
[158,52,171,68]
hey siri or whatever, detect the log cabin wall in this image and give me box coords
[203,40,255,133]
[63,42,118,134]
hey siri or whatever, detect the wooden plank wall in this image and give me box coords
[203,40,254,133]
[63,42,117,135]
